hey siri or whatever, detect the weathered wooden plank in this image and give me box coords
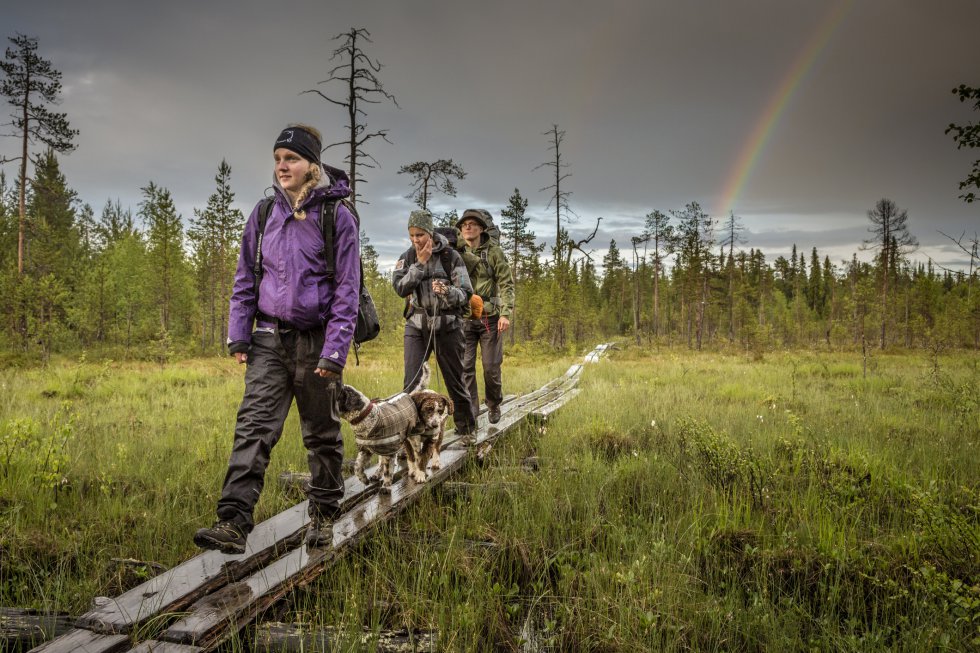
[159,389,567,649]
[530,388,582,420]
[0,608,74,650]
[76,472,373,634]
[27,628,129,653]
[584,343,612,363]
[162,445,472,648]
[86,388,544,636]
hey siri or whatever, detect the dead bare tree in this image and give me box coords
[631,234,649,344]
[303,28,398,205]
[719,211,746,341]
[533,124,575,266]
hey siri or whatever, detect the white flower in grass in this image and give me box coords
[756,415,764,422]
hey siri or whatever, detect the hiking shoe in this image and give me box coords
[194,521,247,554]
[305,512,335,548]
[488,406,501,424]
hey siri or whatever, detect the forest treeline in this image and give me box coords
[0,151,977,363]
[1,33,977,362]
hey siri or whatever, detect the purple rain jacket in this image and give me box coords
[227,166,360,371]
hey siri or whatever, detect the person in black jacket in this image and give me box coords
[392,209,477,437]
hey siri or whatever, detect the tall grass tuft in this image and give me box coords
[2,344,978,650]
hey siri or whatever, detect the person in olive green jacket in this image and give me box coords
[455,209,515,424]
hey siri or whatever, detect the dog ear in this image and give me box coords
[445,397,454,415]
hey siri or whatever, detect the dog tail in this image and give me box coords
[408,362,430,394]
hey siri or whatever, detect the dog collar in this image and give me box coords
[349,401,375,426]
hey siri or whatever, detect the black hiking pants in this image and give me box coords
[461,315,504,418]
[216,328,344,532]
[402,320,476,434]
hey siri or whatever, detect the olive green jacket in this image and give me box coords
[459,232,514,319]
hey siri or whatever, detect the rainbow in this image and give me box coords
[716,0,854,217]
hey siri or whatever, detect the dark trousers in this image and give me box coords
[402,321,476,432]
[216,328,344,532]
[461,316,503,417]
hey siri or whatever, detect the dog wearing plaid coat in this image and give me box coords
[338,364,450,489]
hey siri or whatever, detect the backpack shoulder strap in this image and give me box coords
[253,198,275,295]
[440,248,454,280]
[320,197,361,279]
[480,248,496,281]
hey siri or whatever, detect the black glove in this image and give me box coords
[317,358,343,388]
[228,341,249,355]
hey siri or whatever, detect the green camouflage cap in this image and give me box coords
[408,209,434,235]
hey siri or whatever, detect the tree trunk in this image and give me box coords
[17,79,30,275]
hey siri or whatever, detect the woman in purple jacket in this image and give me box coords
[194,124,360,553]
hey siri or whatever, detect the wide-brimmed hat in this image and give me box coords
[456,208,489,230]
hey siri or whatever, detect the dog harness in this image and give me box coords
[353,392,419,456]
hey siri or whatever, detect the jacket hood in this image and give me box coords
[461,230,490,251]
[430,231,449,253]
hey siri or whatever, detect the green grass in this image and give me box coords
[1,342,978,651]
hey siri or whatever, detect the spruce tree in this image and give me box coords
[188,160,243,350]
[140,182,192,335]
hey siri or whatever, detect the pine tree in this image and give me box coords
[644,210,674,336]
[397,160,465,210]
[0,34,78,275]
[864,198,917,348]
[671,202,714,349]
[946,84,980,203]
[499,188,543,345]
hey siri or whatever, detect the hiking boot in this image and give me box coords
[488,405,501,424]
[194,520,247,554]
[305,511,335,548]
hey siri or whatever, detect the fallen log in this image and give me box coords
[254,622,437,653]
[0,608,75,650]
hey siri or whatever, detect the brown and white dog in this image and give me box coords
[336,364,452,489]
[404,388,454,483]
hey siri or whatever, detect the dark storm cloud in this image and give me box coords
[1,0,976,271]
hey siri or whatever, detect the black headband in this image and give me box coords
[274,127,321,165]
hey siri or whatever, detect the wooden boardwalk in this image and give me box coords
[29,344,611,653]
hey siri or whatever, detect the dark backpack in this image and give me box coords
[433,226,459,250]
[254,196,380,356]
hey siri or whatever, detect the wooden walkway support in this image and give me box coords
[29,344,612,653]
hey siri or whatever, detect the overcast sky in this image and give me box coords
[2,0,978,271]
